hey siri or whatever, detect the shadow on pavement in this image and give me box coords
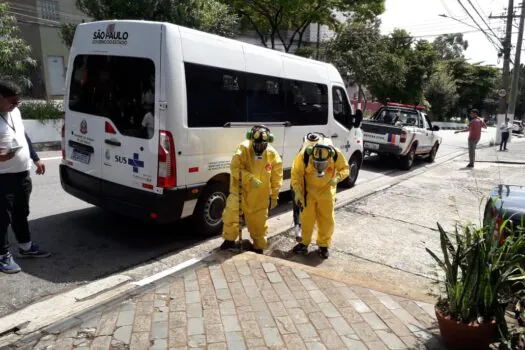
[10,207,204,284]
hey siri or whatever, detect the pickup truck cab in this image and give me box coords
[361,102,442,170]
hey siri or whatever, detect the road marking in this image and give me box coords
[133,251,213,287]
[40,156,62,161]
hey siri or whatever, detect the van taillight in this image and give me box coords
[158,130,176,188]
[61,122,65,159]
[400,130,407,143]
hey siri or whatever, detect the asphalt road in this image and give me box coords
[0,128,495,317]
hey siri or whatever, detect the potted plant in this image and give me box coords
[426,221,525,350]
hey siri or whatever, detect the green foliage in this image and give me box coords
[19,101,64,121]
[425,64,459,121]
[221,0,385,53]
[0,3,37,89]
[426,220,525,340]
[72,0,238,41]
[433,33,469,60]
[59,23,78,49]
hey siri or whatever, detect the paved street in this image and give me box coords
[0,127,498,320]
[11,253,445,350]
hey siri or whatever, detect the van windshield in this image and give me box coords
[68,55,156,139]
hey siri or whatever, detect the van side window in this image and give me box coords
[68,55,156,139]
[246,74,285,122]
[285,81,328,125]
[185,63,246,127]
[332,86,350,127]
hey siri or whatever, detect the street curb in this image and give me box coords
[0,142,484,348]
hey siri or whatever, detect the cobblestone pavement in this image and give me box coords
[13,253,445,350]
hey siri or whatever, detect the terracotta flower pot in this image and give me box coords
[435,306,497,350]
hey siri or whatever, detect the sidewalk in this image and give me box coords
[475,137,525,163]
[11,252,444,350]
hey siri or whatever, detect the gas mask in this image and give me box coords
[311,144,334,178]
[247,126,273,159]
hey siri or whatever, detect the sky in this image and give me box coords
[379,0,512,68]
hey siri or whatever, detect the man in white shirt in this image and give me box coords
[0,81,50,274]
[500,117,512,151]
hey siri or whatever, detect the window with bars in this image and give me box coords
[41,0,60,22]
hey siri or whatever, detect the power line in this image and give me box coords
[466,0,501,40]
[457,0,503,51]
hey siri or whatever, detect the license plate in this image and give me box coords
[71,149,91,164]
[364,142,380,150]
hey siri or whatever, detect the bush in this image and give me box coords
[19,101,64,122]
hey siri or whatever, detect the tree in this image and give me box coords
[0,3,36,88]
[425,64,459,120]
[326,18,404,108]
[60,0,239,48]
[433,33,468,60]
[222,0,385,53]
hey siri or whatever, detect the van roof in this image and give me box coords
[77,20,340,74]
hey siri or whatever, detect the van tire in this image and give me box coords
[192,181,229,236]
[339,154,361,188]
[399,144,416,170]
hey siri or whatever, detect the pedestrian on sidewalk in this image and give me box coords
[291,138,349,259]
[500,117,512,151]
[455,109,487,168]
[0,81,50,274]
[219,125,283,254]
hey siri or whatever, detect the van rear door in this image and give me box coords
[67,22,163,194]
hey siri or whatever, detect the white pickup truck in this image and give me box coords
[361,103,442,170]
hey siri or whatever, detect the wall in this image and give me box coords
[24,119,63,143]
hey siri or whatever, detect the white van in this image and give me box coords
[60,20,364,235]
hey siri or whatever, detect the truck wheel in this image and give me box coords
[192,181,229,236]
[426,143,439,163]
[399,145,416,170]
[339,154,361,188]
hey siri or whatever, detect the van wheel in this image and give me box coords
[339,154,361,188]
[192,181,229,236]
[426,143,439,163]
[399,145,416,170]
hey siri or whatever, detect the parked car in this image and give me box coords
[361,102,442,170]
[483,185,525,240]
[513,120,524,134]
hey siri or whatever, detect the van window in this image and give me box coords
[246,74,285,122]
[332,86,350,127]
[185,63,246,127]
[285,81,328,126]
[68,55,156,139]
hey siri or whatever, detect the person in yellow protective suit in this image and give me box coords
[291,138,349,259]
[220,125,283,253]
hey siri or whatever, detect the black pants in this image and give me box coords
[500,132,510,150]
[0,171,32,255]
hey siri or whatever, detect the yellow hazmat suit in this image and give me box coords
[291,140,349,248]
[222,140,283,250]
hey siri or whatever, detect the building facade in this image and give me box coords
[7,0,85,98]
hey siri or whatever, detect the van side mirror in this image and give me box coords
[353,109,363,128]
[432,125,440,131]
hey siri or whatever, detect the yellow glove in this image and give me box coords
[295,192,304,209]
[329,176,340,186]
[250,177,263,188]
[270,198,278,209]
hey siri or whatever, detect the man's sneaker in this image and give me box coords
[252,247,264,254]
[18,244,51,258]
[219,240,236,250]
[318,247,330,259]
[294,225,302,243]
[466,163,474,168]
[0,253,21,274]
[292,243,308,255]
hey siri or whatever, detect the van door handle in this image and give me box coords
[331,133,339,138]
[105,139,122,147]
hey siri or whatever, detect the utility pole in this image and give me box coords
[507,2,525,130]
[499,0,514,115]
[316,23,321,60]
